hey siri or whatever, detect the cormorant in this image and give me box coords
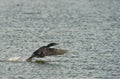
[26,43,66,61]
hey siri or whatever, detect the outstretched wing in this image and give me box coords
[43,48,67,56]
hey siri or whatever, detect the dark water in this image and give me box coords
[0,0,120,79]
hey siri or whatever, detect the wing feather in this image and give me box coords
[43,48,67,56]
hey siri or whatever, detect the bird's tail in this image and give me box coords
[46,43,58,47]
[26,56,34,62]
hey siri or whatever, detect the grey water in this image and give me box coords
[0,0,120,79]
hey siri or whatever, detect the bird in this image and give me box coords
[26,43,67,62]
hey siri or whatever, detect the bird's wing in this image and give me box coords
[43,48,67,56]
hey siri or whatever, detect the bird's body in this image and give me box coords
[26,43,66,61]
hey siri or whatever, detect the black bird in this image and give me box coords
[26,43,67,61]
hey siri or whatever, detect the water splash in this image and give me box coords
[8,56,25,62]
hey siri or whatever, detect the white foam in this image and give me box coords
[8,57,26,61]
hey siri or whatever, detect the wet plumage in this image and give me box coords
[26,43,67,61]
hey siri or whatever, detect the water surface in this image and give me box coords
[0,0,120,79]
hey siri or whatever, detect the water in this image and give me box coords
[0,0,120,79]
